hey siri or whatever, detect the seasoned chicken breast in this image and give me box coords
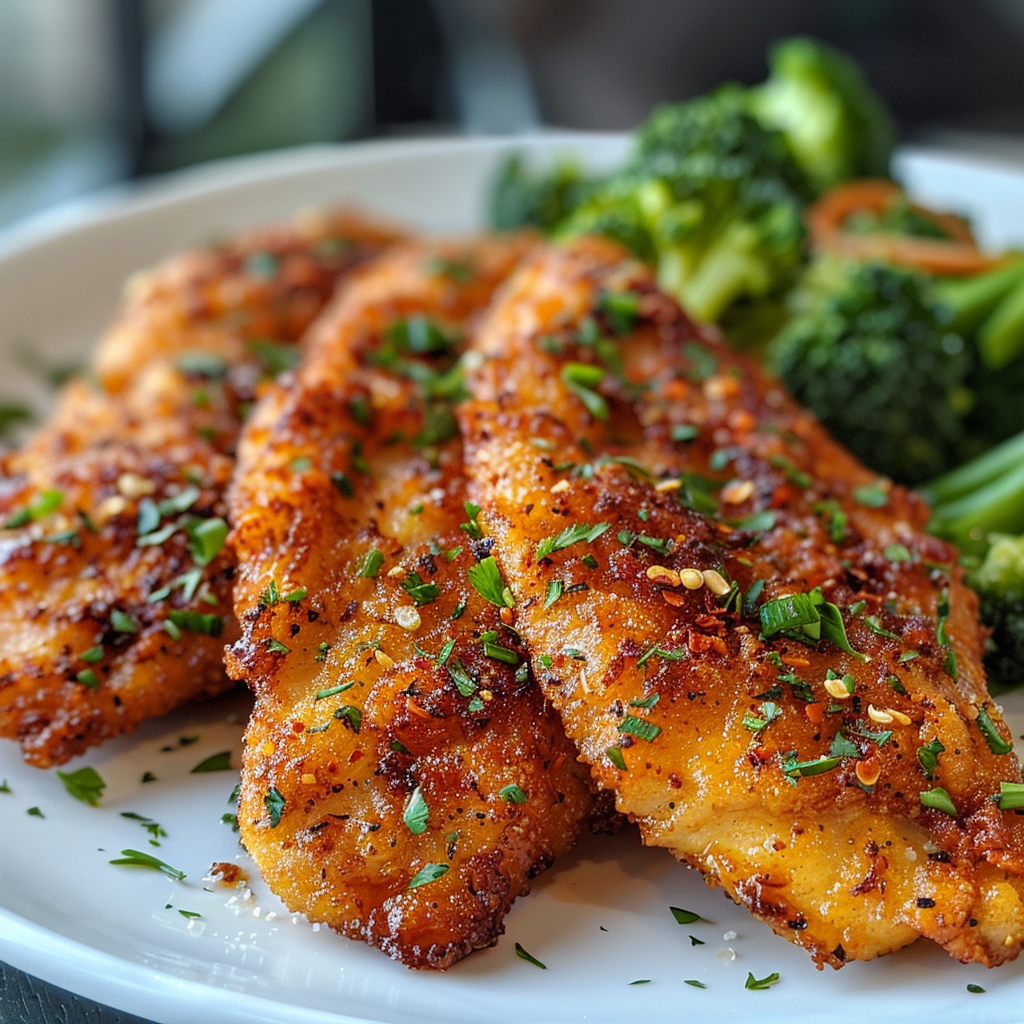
[458,236,1024,968]
[226,236,596,969]
[0,212,402,766]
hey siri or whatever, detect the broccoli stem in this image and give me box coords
[922,427,1024,507]
[925,447,1024,557]
[932,257,1024,336]
[978,275,1024,370]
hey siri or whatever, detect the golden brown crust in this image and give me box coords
[458,236,1024,969]
[0,212,403,766]
[227,235,595,969]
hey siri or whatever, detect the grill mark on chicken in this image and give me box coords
[458,235,1024,969]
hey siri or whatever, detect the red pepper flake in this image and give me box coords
[291,721,305,733]
[727,409,757,434]
[662,590,687,608]
[348,749,363,764]
[805,703,824,725]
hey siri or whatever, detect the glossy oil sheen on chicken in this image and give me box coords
[226,236,596,969]
[0,212,402,766]
[458,235,1024,968]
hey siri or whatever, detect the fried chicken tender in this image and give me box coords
[226,235,596,969]
[458,236,1024,968]
[0,212,402,766]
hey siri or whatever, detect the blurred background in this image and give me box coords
[4,0,1024,230]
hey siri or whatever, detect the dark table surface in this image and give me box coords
[0,960,155,1024]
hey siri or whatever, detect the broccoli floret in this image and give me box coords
[747,36,896,192]
[490,156,595,234]
[971,535,1024,692]
[559,88,810,322]
[766,258,975,484]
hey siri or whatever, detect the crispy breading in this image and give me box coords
[458,236,1024,968]
[225,235,596,969]
[0,213,402,766]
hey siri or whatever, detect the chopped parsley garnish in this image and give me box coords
[781,753,842,780]
[109,849,185,880]
[742,701,781,734]
[606,746,627,770]
[514,942,547,969]
[357,548,384,579]
[26,806,43,817]
[759,588,868,662]
[671,424,700,442]
[248,339,301,374]
[535,521,610,560]
[917,737,945,779]
[920,786,958,817]
[315,682,354,701]
[190,751,233,773]
[424,255,474,282]
[618,715,662,742]
[598,289,640,334]
[769,454,811,489]
[967,984,986,994]
[636,645,685,668]
[829,732,860,759]
[264,786,286,827]
[266,638,290,655]
[483,641,518,665]
[186,517,229,566]
[5,488,63,529]
[976,708,1012,755]
[110,609,139,634]
[282,587,306,603]
[544,580,564,609]
[670,906,703,925]
[56,766,105,806]
[80,645,105,664]
[883,543,912,562]
[467,556,515,608]
[259,580,280,607]
[852,483,889,508]
[121,811,167,844]
[0,780,9,793]
[675,473,720,516]
[408,862,449,889]
[403,786,429,835]
[76,669,100,689]
[997,782,1024,810]
[561,362,608,420]
[745,971,780,991]
[499,784,528,804]
[402,572,440,607]
[178,910,201,920]
[629,693,660,710]
[176,351,228,378]
[629,979,651,986]
[334,705,362,732]
[331,471,354,497]
[813,499,847,543]
[684,979,707,989]
[448,659,477,697]
[461,502,483,539]
[936,591,958,680]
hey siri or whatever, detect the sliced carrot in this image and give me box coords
[807,179,999,276]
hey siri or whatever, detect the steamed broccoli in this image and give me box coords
[765,257,975,484]
[747,36,896,192]
[490,156,594,234]
[558,87,811,322]
[490,37,897,327]
[922,431,1024,690]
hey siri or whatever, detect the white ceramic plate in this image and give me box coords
[2,135,1024,1024]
